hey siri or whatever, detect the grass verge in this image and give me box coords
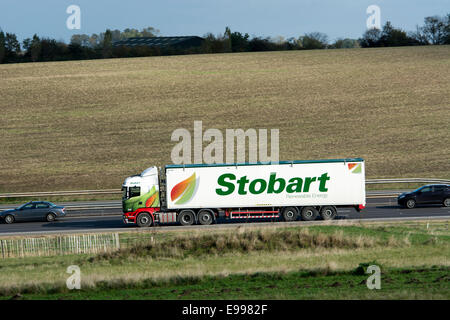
[12,267,449,300]
[0,220,448,299]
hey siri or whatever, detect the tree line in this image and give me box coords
[0,14,449,64]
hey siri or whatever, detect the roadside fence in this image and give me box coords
[0,233,120,258]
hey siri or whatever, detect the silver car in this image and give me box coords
[0,201,66,224]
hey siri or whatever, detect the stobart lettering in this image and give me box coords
[216,172,330,195]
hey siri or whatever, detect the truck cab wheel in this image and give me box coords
[282,207,298,222]
[178,210,196,226]
[137,212,153,227]
[198,210,214,225]
[301,207,318,221]
[320,206,337,220]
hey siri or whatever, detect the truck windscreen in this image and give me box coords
[129,187,141,198]
[121,187,128,200]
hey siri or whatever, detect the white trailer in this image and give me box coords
[122,158,365,227]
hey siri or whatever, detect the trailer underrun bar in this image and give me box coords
[227,210,280,219]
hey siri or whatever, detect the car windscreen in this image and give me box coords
[421,187,432,192]
[17,203,30,209]
[17,203,34,210]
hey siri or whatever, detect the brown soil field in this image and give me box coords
[0,46,449,192]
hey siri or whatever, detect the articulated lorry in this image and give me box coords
[122,158,366,227]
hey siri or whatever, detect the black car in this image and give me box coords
[0,201,66,224]
[398,184,450,209]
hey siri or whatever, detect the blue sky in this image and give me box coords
[1,0,448,42]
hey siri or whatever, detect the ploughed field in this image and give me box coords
[0,46,449,192]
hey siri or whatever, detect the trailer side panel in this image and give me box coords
[165,159,365,209]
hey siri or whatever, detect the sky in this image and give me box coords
[1,0,449,43]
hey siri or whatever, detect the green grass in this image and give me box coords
[0,220,448,299]
[0,46,449,193]
[10,267,449,300]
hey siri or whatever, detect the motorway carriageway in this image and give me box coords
[0,197,449,236]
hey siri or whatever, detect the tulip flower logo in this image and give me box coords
[171,173,197,204]
[348,163,362,174]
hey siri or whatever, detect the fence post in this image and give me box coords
[115,233,120,250]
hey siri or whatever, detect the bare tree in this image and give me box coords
[422,16,446,44]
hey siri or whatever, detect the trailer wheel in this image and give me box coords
[136,212,153,227]
[178,210,196,226]
[282,207,298,222]
[320,206,337,220]
[198,209,214,225]
[301,207,318,221]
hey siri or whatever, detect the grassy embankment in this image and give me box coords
[0,220,448,299]
[0,46,449,195]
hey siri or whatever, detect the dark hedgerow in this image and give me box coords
[0,13,449,64]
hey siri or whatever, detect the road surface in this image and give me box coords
[0,197,448,236]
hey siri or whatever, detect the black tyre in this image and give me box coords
[282,207,298,222]
[198,209,214,225]
[46,213,56,222]
[178,210,196,226]
[406,199,416,209]
[300,206,319,221]
[320,206,337,220]
[443,198,450,207]
[4,215,14,224]
[136,212,153,227]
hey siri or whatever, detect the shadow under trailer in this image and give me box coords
[121,158,366,227]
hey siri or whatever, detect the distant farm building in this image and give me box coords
[112,36,204,49]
